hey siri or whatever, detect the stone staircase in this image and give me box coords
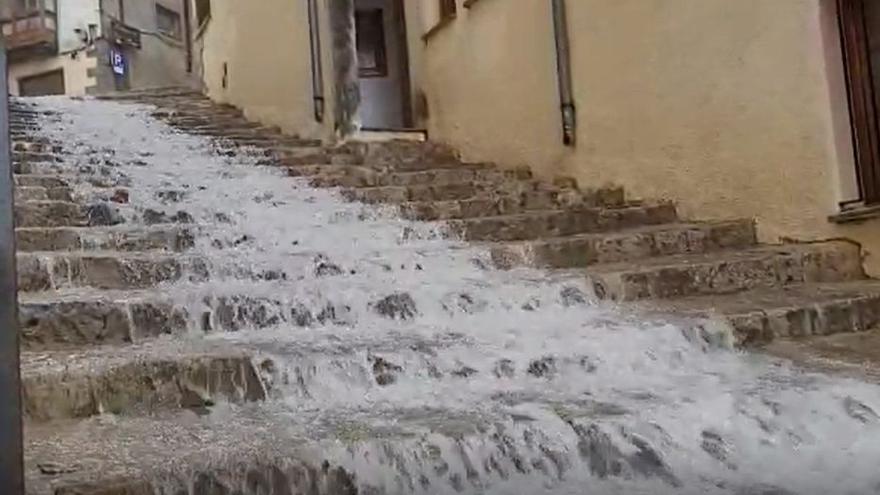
[13,88,880,494]
[104,88,880,347]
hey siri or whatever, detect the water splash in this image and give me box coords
[23,96,880,494]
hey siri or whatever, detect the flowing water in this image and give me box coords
[24,96,880,494]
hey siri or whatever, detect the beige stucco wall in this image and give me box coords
[198,0,334,140]
[7,53,97,96]
[415,0,880,274]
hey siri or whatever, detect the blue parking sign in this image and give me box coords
[110,48,125,75]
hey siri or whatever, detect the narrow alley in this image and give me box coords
[10,89,880,494]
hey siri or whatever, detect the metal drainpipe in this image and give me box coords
[308,0,325,122]
[551,0,576,146]
[0,36,24,495]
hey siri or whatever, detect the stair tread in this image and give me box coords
[19,288,165,304]
[586,241,855,274]
[22,404,486,494]
[765,330,880,382]
[20,338,250,378]
[19,250,195,259]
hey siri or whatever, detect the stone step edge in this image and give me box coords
[23,398,641,495]
[485,219,757,269]
[633,280,880,347]
[22,342,266,423]
[582,240,865,301]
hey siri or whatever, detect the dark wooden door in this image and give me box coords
[839,0,880,204]
[18,69,65,96]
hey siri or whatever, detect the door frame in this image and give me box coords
[355,0,415,130]
[838,0,880,204]
[392,0,414,128]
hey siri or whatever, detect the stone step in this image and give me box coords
[17,252,208,292]
[14,186,73,202]
[22,342,265,422]
[342,182,487,203]
[19,290,185,349]
[12,151,61,164]
[258,149,361,166]
[339,178,619,208]
[638,280,880,347]
[13,174,69,189]
[23,400,651,495]
[305,165,531,189]
[12,141,60,153]
[488,220,757,269]
[12,160,67,176]
[765,329,880,382]
[15,201,87,228]
[448,203,678,242]
[585,241,865,302]
[18,287,363,349]
[398,188,628,221]
[15,225,194,252]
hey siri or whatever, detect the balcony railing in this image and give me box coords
[0,0,58,61]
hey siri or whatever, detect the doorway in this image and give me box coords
[839,0,880,204]
[18,69,65,96]
[354,0,413,130]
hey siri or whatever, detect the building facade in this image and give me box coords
[1,0,198,96]
[7,0,878,275]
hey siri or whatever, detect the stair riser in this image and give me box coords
[20,300,188,349]
[728,294,880,347]
[13,142,60,154]
[21,295,350,349]
[37,461,361,495]
[14,176,68,188]
[15,186,72,202]
[399,189,627,221]
[590,244,865,302]
[490,221,757,269]
[307,167,528,190]
[342,183,483,204]
[23,356,265,422]
[15,227,195,252]
[15,202,87,228]
[452,204,677,242]
[17,255,207,292]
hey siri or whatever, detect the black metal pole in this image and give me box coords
[307,0,325,122]
[551,0,577,146]
[0,35,25,495]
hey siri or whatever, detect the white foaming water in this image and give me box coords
[26,96,880,494]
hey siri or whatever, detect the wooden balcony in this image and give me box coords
[1,1,58,62]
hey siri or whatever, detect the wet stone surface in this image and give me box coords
[14,94,880,495]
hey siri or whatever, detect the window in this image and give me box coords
[195,0,210,27]
[155,3,181,39]
[439,0,456,19]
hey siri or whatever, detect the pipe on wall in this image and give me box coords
[551,0,577,146]
[307,0,325,122]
